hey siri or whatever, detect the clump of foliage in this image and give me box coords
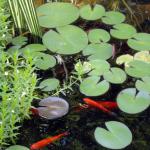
[0,0,12,50]
[0,51,37,146]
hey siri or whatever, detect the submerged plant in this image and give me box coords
[0,51,37,146]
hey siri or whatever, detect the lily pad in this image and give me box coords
[75,61,92,75]
[83,43,112,60]
[94,121,132,149]
[88,59,110,76]
[21,44,47,54]
[110,23,136,39]
[39,78,60,91]
[103,67,127,84]
[125,60,150,78]
[88,29,110,43]
[80,4,105,20]
[6,145,29,150]
[116,54,133,66]
[36,2,79,28]
[79,76,109,96]
[102,11,125,25]
[43,25,88,55]
[127,33,150,51]
[117,88,150,114]
[37,97,69,119]
[33,52,56,70]
[134,51,150,63]
[11,36,27,46]
[135,77,150,93]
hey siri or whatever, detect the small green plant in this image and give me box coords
[0,0,12,50]
[0,51,37,146]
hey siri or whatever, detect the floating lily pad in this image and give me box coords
[22,44,47,54]
[135,77,150,93]
[127,33,150,51]
[102,11,125,25]
[134,51,150,63]
[117,88,150,114]
[36,2,79,28]
[88,59,110,76]
[6,145,29,150]
[80,4,105,20]
[39,78,60,91]
[11,36,27,46]
[88,29,110,43]
[94,121,132,149]
[37,97,69,119]
[75,61,92,75]
[80,76,109,96]
[110,23,136,39]
[116,54,133,66]
[103,67,127,84]
[33,52,56,70]
[43,25,88,55]
[83,43,112,60]
[125,60,150,78]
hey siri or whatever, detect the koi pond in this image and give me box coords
[1,0,150,150]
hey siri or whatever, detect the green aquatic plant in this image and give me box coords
[0,0,12,50]
[0,51,37,146]
[8,0,42,39]
[6,145,29,150]
[94,121,132,149]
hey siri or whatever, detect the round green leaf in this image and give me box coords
[43,25,88,55]
[103,67,127,84]
[80,4,105,20]
[39,78,60,92]
[110,23,136,39]
[102,11,125,25]
[21,44,47,57]
[83,43,112,60]
[88,59,110,76]
[117,88,150,114]
[6,145,29,150]
[11,36,27,46]
[116,54,133,66]
[125,60,150,78]
[36,2,79,28]
[134,51,150,63]
[136,77,150,93]
[88,29,110,43]
[94,121,132,149]
[127,33,150,51]
[33,52,56,70]
[80,76,109,96]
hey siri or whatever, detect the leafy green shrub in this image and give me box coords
[0,51,37,146]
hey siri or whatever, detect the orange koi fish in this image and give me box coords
[74,98,118,112]
[83,98,117,116]
[30,131,69,150]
